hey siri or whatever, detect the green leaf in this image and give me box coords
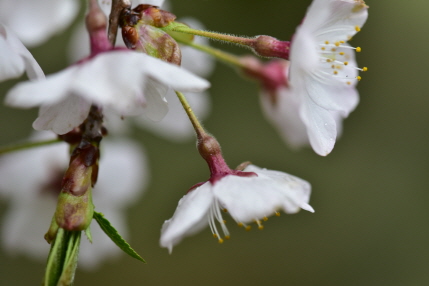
[44,228,67,286]
[58,231,81,286]
[93,211,145,263]
[43,230,81,286]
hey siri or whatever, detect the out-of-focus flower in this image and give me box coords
[4,1,210,135]
[287,0,368,155]
[0,132,148,269]
[0,0,79,47]
[160,164,314,253]
[0,23,44,83]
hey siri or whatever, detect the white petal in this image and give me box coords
[5,66,78,108]
[0,37,25,81]
[213,175,288,223]
[300,94,337,156]
[33,95,92,135]
[260,88,310,148]
[95,139,148,207]
[135,90,210,141]
[244,165,314,213]
[142,79,169,121]
[0,0,79,47]
[160,183,213,252]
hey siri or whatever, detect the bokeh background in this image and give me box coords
[1,0,429,285]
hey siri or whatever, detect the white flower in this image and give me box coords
[0,0,79,47]
[288,0,368,155]
[160,164,314,253]
[4,50,210,135]
[0,23,44,83]
[68,6,214,142]
[0,132,148,269]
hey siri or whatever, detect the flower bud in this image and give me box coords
[251,35,290,59]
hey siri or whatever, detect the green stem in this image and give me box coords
[0,138,61,155]
[170,25,253,47]
[175,91,207,140]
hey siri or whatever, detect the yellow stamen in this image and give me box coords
[218,238,224,244]
[331,48,336,52]
[213,234,218,238]
[275,212,281,217]
[347,81,351,85]
[225,235,230,240]
[362,67,368,72]
[355,26,361,32]
[339,52,345,55]
[356,47,361,52]
[223,209,228,213]
[263,217,268,221]
[245,226,252,231]
[357,76,362,81]
[333,70,338,75]
[344,61,349,66]
[340,41,345,44]
[237,222,243,227]
[325,41,329,44]
[335,42,340,47]
[321,47,326,51]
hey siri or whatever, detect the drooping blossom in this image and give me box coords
[4,0,210,135]
[68,2,214,142]
[160,134,313,253]
[0,0,79,47]
[0,23,44,83]
[0,132,148,269]
[287,0,368,155]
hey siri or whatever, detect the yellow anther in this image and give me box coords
[356,47,361,52]
[258,225,264,230]
[223,208,228,213]
[331,48,337,52]
[275,212,281,217]
[225,235,230,240]
[347,81,351,85]
[335,42,340,47]
[213,234,218,238]
[223,220,227,224]
[263,217,268,222]
[325,41,329,45]
[340,41,345,44]
[237,222,244,227]
[321,47,326,51]
[357,76,362,81]
[245,226,252,231]
[344,61,348,66]
[362,67,368,72]
[339,52,345,55]
[355,26,361,32]
[326,59,332,62]
[331,65,335,69]
[333,70,338,75]
[218,238,224,244]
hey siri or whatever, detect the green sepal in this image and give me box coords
[93,211,145,263]
[84,225,93,243]
[43,229,81,286]
[160,21,195,44]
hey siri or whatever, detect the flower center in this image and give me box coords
[318,32,367,86]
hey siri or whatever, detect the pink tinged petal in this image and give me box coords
[0,37,25,81]
[33,95,92,135]
[5,66,78,108]
[213,175,288,223]
[260,88,310,148]
[300,94,337,156]
[160,183,213,253]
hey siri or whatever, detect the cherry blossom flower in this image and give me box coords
[160,164,314,253]
[0,132,147,269]
[288,0,368,155]
[0,0,79,47]
[0,23,44,83]
[4,1,210,135]
[68,2,214,142]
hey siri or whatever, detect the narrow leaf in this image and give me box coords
[84,226,93,243]
[43,228,67,286]
[93,211,145,263]
[58,231,81,286]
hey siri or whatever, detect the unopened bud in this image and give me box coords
[55,189,94,231]
[251,35,290,59]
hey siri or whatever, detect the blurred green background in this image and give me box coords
[1,0,429,285]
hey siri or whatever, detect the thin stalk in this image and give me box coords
[175,91,207,140]
[0,139,61,155]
